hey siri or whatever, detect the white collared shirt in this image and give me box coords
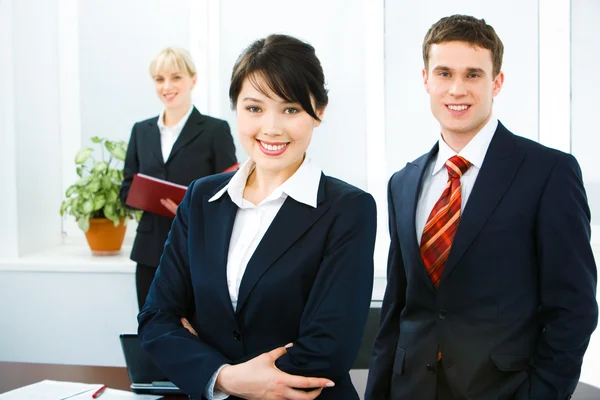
[209,156,322,310]
[415,117,498,242]
[204,156,322,399]
[157,105,194,162]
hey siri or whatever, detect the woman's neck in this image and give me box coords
[163,103,191,127]
[243,157,304,205]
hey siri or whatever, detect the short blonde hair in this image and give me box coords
[149,47,197,78]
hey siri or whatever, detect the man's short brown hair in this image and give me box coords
[423,15,504,77]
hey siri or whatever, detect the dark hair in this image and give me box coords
[423,15,504,77]
[229,34,328,121]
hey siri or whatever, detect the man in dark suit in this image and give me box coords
[120,106,237,310]
[366,15,598,400]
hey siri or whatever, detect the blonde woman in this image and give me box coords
[121,47,238,310]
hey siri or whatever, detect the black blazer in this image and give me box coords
[138,172,377,400]
[366,122,598,400]
[120,107,237,267]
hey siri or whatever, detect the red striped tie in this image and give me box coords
[420,155,471,287]
[420,155,471,361]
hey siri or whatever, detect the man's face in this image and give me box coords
[423,41,504,140]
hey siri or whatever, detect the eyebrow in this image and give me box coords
[154,72,182,78]
[241,96,298,105]
[432,66,487,75]
[241,97,264,103]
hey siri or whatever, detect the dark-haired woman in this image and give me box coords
[138,34,377,400]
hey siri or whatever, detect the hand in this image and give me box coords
[216,345,335,400]
[180,317,198,336]
[160,198,178,216]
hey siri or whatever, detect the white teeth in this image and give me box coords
[448,105,468,111]
[260,141,287,151]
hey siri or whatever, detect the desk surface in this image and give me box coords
[0,362,184,399]
[2,362,599,399]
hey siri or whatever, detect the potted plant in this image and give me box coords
[60,136,141,255]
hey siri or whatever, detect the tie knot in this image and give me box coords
[445,155,471,178]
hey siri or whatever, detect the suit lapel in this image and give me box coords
[146,118,164,166]
[400,145,439,293]
[236,175,329,314]
[203,185,238,316]
[167,107,205,164]
[442,122,524,281]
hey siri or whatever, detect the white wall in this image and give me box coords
[0,0,63,257]
[0,0,19,258]
[78,0,190,147]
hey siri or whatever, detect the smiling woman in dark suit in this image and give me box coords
[138,34,377,400]
[120,47,238,311]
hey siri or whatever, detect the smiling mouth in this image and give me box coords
[164,93,178,101]
[259,141,288,151]
[447,104,469,111]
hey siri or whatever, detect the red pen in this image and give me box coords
[91,385,107,399]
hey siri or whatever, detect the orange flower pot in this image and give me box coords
[84,218,127,255]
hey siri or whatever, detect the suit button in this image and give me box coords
[426,364,435,372]
[233,330,242,341]
[438,310,447,319]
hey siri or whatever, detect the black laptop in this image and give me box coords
[119,333,185,396]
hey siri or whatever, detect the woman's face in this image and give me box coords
[153,70,196,110]
[236,75,323,176]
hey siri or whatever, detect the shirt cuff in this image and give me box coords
[203,364,230,400]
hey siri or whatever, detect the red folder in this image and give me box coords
[126,173,188,217]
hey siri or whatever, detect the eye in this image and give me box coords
[246,106,261,113]
[155,77,164,82]
[468,73,480,79]
[439,72,450,77]
[173,76,182,80]
[284,107,299,115]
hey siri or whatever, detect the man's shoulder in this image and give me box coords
[389,151,431,186]
[508,129,575,166]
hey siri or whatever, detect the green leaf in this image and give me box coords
[107,189,118,203]
[91,136,102,143]
[76,166,83,177]
[65,185,78,197]
[76,176,91,186]
[101,175,112,190]
[75,148,93,165]
[85,179,101,193]
[92,161,108,174]
[82,200,94,214]
[109,146,126,161]
[103,203,116,218]
[93,194,106,211]
[78,217,90,232]
[110,170,121,181]
[60,200,70,216]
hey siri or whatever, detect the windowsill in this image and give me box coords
[0,237,135,273]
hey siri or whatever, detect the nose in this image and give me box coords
[449,78,467,97]
[263,112,284,136]
[163,78,172,90]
